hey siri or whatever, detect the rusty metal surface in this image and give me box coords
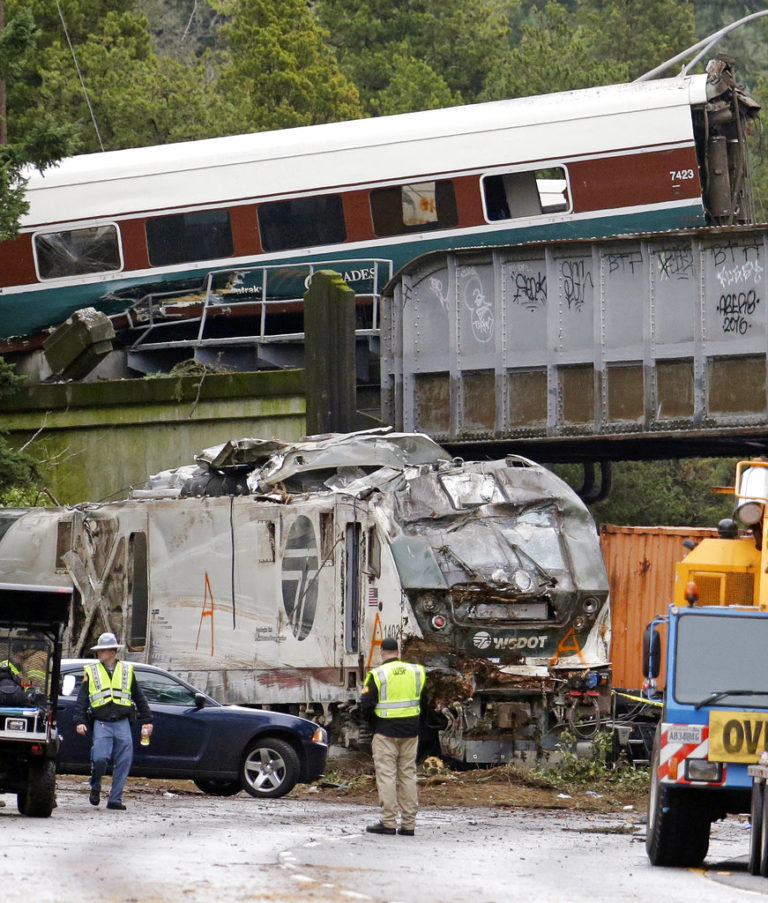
[600,524,718,690]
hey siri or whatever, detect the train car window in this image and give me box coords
[370,181,458,237]
[128,532,148,650]
[146,209,234,266]
[33,224,122,279]
[482,167,570,221]
[258,195,346,252]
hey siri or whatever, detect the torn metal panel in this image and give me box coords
[246,428,447,492]
[0,429,610,765]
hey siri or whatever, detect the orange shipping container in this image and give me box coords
[600,524,718,691]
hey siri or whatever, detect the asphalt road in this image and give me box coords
[1,778,766,903]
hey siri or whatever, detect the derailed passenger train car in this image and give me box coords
[0,430,609,763]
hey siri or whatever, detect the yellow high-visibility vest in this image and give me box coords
[85,661,134,709]
[370,660,425,719]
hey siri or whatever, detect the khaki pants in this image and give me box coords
[371,733,419,830]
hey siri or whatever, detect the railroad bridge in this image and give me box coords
[380,224,768,462]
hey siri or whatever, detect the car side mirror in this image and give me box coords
[194,692,207,709]
[642,624,661,679]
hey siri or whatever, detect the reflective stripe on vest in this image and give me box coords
[85,661,134,708]
[371,660,426,719]
[0,660,20,677]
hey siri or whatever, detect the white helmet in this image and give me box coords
[90,632,122,651]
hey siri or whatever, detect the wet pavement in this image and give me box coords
[1,778,766,902]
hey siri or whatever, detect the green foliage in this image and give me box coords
[212,0,363,131]
[314,0,517,113]
[480,1,628,99]
[554,458,738,527]
[8,7,224,153]
[529,730,649,793]
[136,0,225,60]
[0,5,77,239]
[0,358,41,503]
[482,0,695,100]
[692,1,768,92]
[579,0,696,79]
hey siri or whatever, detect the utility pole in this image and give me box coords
[0,0,6,146]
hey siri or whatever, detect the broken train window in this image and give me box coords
[482,166,570,221]
[33,224,123,280]
[370,181,458,237]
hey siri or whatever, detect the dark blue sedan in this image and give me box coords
[56,660,328,798]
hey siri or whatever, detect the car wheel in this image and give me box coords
[240,737,300,798]
[193,778,242,797]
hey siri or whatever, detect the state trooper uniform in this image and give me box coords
[73,632,152,810]
[360,637,426,835]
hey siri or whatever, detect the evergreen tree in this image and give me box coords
[7,2,224,154]
[0,357,40,502]
[0,3,75,239]
[314,0,516,113]
[211,0,363,131]
[555,458,738,527]
[481,0,695,101]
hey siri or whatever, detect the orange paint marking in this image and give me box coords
[550,626,587,666]
[366,612,385,670]
[195,572,215,655]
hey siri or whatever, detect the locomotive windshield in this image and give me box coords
[425,506,567,590]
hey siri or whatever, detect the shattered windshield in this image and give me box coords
[498,508,566,571]
[422,507,566,587]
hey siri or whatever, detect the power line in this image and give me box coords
[55,0,104,151]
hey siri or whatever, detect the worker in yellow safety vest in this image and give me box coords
[0,644,28,706]
[360,636,426,836]
[73,632,153,811]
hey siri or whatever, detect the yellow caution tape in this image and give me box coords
[612,690,663,707]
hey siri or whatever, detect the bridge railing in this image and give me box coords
[121,258,392,372]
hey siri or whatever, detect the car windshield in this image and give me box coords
[674,612,768,708]
[137,671,199,706]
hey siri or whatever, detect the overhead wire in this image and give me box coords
[54,0,104,151]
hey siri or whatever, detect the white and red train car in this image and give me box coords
[0,64,755,343]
